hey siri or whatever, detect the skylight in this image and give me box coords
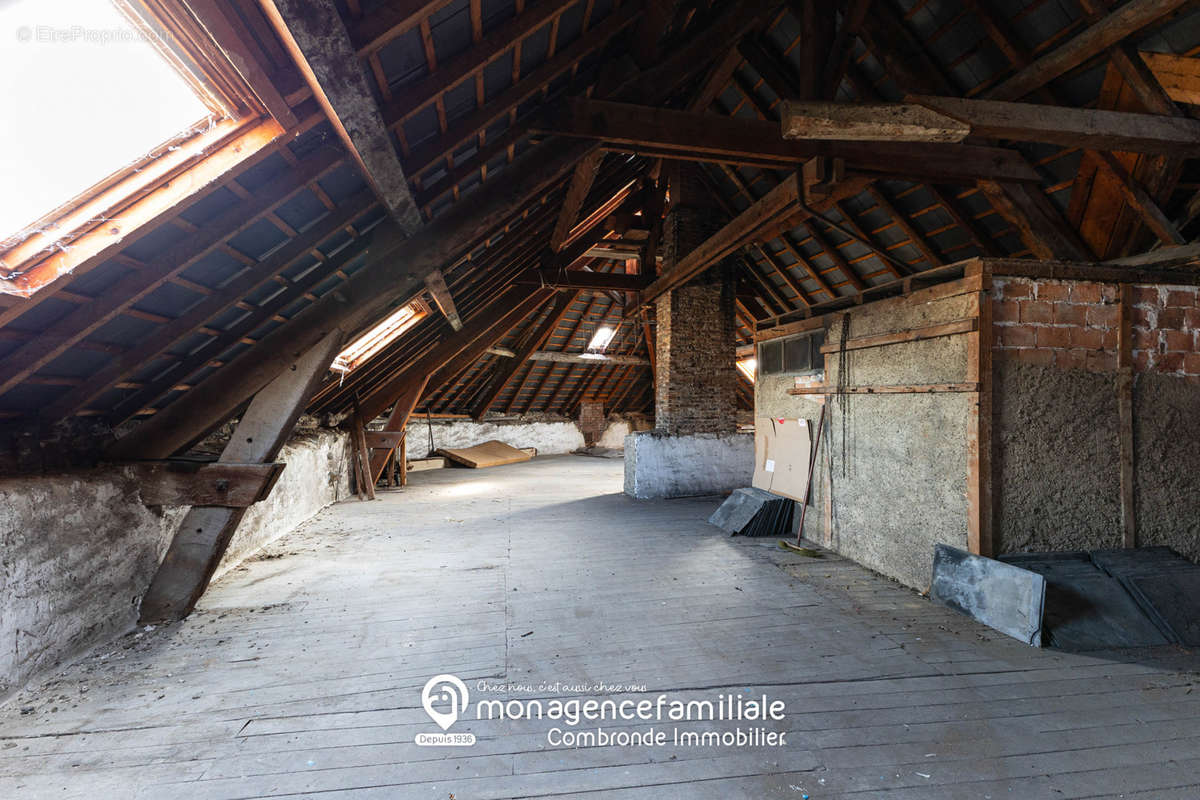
[0,0,213,243]
[332,303,427,373]
[587,326,615,352]
[736,357,757,383]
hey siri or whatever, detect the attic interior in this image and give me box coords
[5,0,1200,796]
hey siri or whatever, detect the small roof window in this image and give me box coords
[586,325,615,352]
[331,303,428,374]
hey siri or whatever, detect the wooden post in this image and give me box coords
[966,272,994,558]
[399,437,408,487]
[1117,284,1136,548]
[138,330,344,623]
[352,405,376,501]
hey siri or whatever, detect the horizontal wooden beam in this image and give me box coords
[789,382,981,395]
[900,95,1200,156]
[818,319,979,353]
[527,351,650,365]
[524,269,651,291]
[364,430,406,449]
[126,461,286,507]
[537,98,1042,183]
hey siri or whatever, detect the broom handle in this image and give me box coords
[795,403,826,545]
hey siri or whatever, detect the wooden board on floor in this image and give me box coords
[436,440,534,468]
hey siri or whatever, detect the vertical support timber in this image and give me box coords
[966,272,994,557]
[1117,283,1136,548]
[138,330,345,623]
[352,404,377,500]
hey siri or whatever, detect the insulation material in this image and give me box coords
[752,417,811,501]
[437,440,534,468]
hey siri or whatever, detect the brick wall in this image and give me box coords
[654,182,738,434]
[992,277,1200,382]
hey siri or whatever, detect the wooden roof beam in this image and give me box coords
[107,137,593,459]
[470,292,578,421]
[985,0,1193,101]
[424,269,462,331]
[259,0,422,233]
[538,98,1042,184]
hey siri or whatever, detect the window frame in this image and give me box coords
[0,0,294,297]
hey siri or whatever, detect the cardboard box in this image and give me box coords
[752,417,812,502]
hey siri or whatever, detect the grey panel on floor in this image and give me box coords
[1090,547,1196,579]
[1125,572,1200,646]
[930,545,1046,646]
[707,487,793,537]
[1001,552,1173,651]
[1039,573,1171,650]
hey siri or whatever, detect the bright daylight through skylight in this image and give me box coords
[0,0,211,243]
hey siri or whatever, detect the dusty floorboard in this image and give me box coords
[2,456,1199,799]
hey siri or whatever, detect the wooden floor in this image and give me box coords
[3,456,1200,799]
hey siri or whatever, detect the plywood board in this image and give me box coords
[436,440,534,468]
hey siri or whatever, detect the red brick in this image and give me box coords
[998,280,1032,300]
[1101,329,1119,350]
[1185,352,1200,376]
[1158,352,1185,372]
[1037,282,1071,301]
[1086,350,1116,372]
[1035,326,1071,349]
[1158,308,1185,330]
[1055,349,1086,370]
[1070,328,1103,349]
[1185,308,1200,330]
[1020,300,1054,324]
[1016,348,1054,366]
[998,325,1035,348]
[1133,286,1160,305]
[1165,330,1192,352]
[1052,302,1088,326]
[993,300,1021,323]
[1100,284,1120,303]
[1131,306,1153,327]
[1071,282,1103,303]
[1133,329,1159,351]
[1166,289,1197,308]
[1133,351,1151,373]
[1087,304,1120,329]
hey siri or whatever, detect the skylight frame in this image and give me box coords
[0,0,297,297]
[331,302,429,374]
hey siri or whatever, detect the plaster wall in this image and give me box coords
[755,286,977,590]
[623,431,753,499]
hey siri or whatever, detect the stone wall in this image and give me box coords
[0,429,351,698]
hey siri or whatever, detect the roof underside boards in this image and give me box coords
[0,0,1198,453]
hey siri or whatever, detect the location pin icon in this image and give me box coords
[422,674,469,731]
